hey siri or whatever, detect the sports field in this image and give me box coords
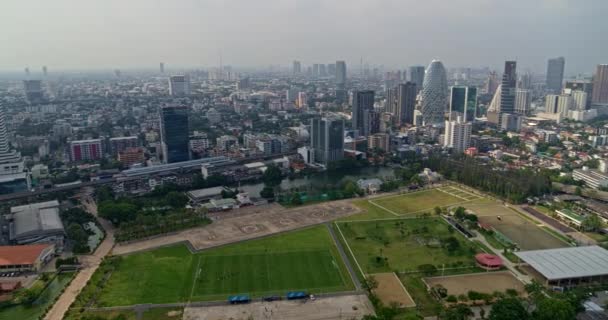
[336,217,482,274]
[95,226,353,306]
[370,187,480,216]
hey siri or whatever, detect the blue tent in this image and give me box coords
[286,291,308,300]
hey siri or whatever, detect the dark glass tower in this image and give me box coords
[160,106,190,163]
[311,117,344,164]
[351,90,375,136]
[499,61,517,114]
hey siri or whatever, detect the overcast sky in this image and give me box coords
[1,0,606,75]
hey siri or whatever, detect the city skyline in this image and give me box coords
[2,0,607,74]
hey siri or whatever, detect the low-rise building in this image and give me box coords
[0,244,55,273]
[9,200,65,251]
[573,167,608,189]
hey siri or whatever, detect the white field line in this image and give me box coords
[437,187,469,201]
[188,255,202,302]
[368,200,401,217]
[334,222,366,280]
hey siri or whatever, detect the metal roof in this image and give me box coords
[515,246,608,280]
[10,201,64,240]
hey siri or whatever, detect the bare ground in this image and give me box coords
[371,273,415,308]
[112,200,361,256]
[182,294,374,320]
[424,271,526,297]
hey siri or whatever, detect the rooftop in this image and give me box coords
[0,244,52,266]
[10,201,64,240]
[187,186,227,199]
[515,246,608,280]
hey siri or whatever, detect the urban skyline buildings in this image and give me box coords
[499,61,517,114]
[420,60,448,126]
[351,90,375,136]
[546,57,565,94]
[449,86,477,122]
[310,116,344,165]
[408,66,425,94]
[160,105,190,163]
[443,116,472,153]
[592,64,608,105]
[169,75,191,96]
[335,61,346,86]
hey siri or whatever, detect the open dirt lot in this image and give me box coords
[371,273,415,308]
[113,201,360,255]
[478,214,567,250]
[183,294,374,320]
[424,271,525,297]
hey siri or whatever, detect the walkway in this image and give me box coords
[472,233,532,284]
[44,195,115,320]
[325,223,362,290]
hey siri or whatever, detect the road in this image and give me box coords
[44,196,115,320]
[325,223,362,291]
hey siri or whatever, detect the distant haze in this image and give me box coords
[1,0,606,74]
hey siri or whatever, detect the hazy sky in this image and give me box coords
[1,0,606,74]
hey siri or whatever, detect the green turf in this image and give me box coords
[336,217,481,274]
[371,189,465,215]
[95,225,353,306]
[339,199,399,221]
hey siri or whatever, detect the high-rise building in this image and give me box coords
[484,71,500,95]
[292,60,301,74]
[109,136,139,156]
[420,60,448,126]
[368,133,390,151]
[546,57,565,94]
[312,64,320,77]
[236,77,251,90]
[444,116,472,153]
[396,82,417,125]
[515,89,531,115]
[23,80,44,104]
[409,66,425,94]
[499,61,517,114]
[351,90,375,136]
[336,61,347,86]
[310,117,344,165]
[545,94,572,116]
[0,106,24,176]
[566,80,593,108]
[327,64,336,77]
[69,139,103,162]
[319,64,327,77]
[297,92,308,109]
[160,62,165,73]
[517,72,532,90]
[42,66,48,76]
[572,91,588,111]
[169,75,191,96]
[362,109,380,137]
[500,113,522,132]
[592,64,608,105]
[160,106,190,163]
[449,86,477,121]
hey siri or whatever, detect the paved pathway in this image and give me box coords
[44,196,115,320]
[472,233,531,284]
[325,223,362,290]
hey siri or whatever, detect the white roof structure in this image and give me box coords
[515,246,608,280]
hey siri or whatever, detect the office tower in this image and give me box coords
[592,64,608,104]
[444,116,472,153]
[420,60,448,125]
[169,75,191,96]
[449,86,477,121]
[286,88,298,102]
[362,109,380,137]
[69,139,103,162]
[109,136,139,156]
[160,106,190,163]
[546,57,565,93]
[327,64,336,77]
[310,117,344,164]
[500,113,522,132]
[409,66,425,94]
[42,66,48,76]
[292,60,301,74]
[23,80,44,103]
[545,94,572,116]
[484,71,500,95]
[319,64,327,77]
[336,61,347,86]
[351,90,375,136]
[312,64,320,77]
[565,80,593,107]
[545,94,559,113]
[515,89,531,115]
[392,82,417,125]
[517,72,532,90]
[499,61,517,114]
[0,106,24,176]
[572,91,588,111]
[297,92,308,109]
[236,77,250,90]
[160,62,165,73]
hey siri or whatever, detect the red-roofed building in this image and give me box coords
[475,253,503,270]
[0,244,55,273]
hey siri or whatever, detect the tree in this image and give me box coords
[343,180,361,198]
[434,206,442,215]
[362,276,378,293]
[166,191,189,208]
[418,264,438,276]
[442,236,460,253]
[98,201,138,225]
[263,164,283,187]
[441,304,474,320]
[532,298,575,320]
[582,214,602,232]
[290,193,303,205]
[454,207,466,220]
[489,297,529,320]
[260,186,275,199]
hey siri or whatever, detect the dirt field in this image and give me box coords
[424,272,525,297]
[113,201,360,255]
[465,202,567,250]
[371,273,416,308]
[182,294,374,320]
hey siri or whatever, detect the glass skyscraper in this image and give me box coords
[420,60,448,126]
[160,106,190,163]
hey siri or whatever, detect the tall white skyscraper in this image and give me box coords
[169,75,191,96]
[515,89,531,115]
[545,94,572,116]
[444,116,472,153]
[0,106,25,176]
[420,60,448,126]
[572,91,588,111]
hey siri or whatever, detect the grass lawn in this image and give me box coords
[336,217,481,274]
[540,226,574,245]
[0,273,74,320]
[81,308,183,320]
[95,225,353,307]
[372,189,464,215]
[339,199,400,221]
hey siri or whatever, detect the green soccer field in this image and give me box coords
[371,188,465,215]
[192,250,345,300]
[94,225,353,306]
